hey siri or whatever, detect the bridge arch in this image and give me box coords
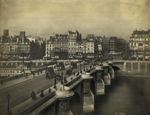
[90,79,96,95]
[70,92,82,113]
[112,66,121,71]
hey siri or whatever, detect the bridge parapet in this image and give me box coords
[11,61,116,115]
[112,60,150,73]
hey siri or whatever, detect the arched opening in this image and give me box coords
[70,92,82,113]
[90,79,95,95]
[90,79,96,110]
[112,66,121,71]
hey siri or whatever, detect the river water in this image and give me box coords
[43,75,150,115]
[94,76,150,115]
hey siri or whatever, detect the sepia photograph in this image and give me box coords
[0,0,150,115]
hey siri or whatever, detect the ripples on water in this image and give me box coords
[44,76,150,115]
[95,76,150,115]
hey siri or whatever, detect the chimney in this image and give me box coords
[3,29,9,36]
[20,31,25,43]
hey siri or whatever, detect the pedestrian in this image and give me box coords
[1,79,3,85]
[61,77,63,84]
[49,88,51,93]
[25,73,27,78]
[16,75,18,79]
[73,71,75,76]
[31,91,36,100]
[40,90,44,97]
[64,77,67,84]
[6,110,13,115]
[33,73,35,77]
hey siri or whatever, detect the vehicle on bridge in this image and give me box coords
[45,66,57,79]
[57,62,65,70]
[71,62,77,69]
[64,61,73,69]
[65,67,73,75]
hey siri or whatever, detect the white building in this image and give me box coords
[129,29,150,60]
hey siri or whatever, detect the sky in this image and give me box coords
[0,0,150,40]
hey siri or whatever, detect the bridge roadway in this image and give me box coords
[9,61,114,115]
[0,63,91,115]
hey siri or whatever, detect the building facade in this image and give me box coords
[44,31,105,60]
[68,30,81,59]
[85,34,103,59]
[109,37,128,60]
[44,40,55,59]
[129,29,150,60]
[47,34,69,59]
[76,42,83,59]
[0,30,30,60]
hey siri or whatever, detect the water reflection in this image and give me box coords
[95,76,150,115]
[43,76,150,115]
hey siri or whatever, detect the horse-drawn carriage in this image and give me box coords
[45,66,56,79]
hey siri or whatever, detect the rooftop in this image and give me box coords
[133,29,150,34]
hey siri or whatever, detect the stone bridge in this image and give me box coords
[10,60,150,115]
[112,60,150,72]
[11,61,115,115]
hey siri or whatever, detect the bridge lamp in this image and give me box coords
[80,63,82,72]
[100,55,103,65]
[53,74,56,89]
[102,62,109,74]
[83,61,85,71]
[6,94,10,112]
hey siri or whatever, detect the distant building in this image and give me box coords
[95,36,103,58]
[3,29,9,37]
[47,34,69,59]
[43,39,55,59]
[68,30,81,59]
[76,41,83,59]
[86,34,95,59]
[85,34,103,59]
[109,37,127,60]
[0,30,30,60]
[129,29,150,60]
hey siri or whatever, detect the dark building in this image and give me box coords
[109,37,127,60]
[50,34,69,59]
[3,29,9,36]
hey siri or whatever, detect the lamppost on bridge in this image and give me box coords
[80,62,82,72]
[29,59,32,70]
[100,55,103,66]
[83,61,85,71]
[1,46,3,61]
[109,53,113,60]
[6,94,10,113]
[53,71,57,89]
[62,71,64,90]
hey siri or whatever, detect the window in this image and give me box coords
[134,43,136,46]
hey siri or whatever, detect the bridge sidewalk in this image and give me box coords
[11,73,80,115]
[0,70,46,91]
[0,63,91,91]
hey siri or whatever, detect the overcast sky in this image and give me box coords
[0,0,150,40]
